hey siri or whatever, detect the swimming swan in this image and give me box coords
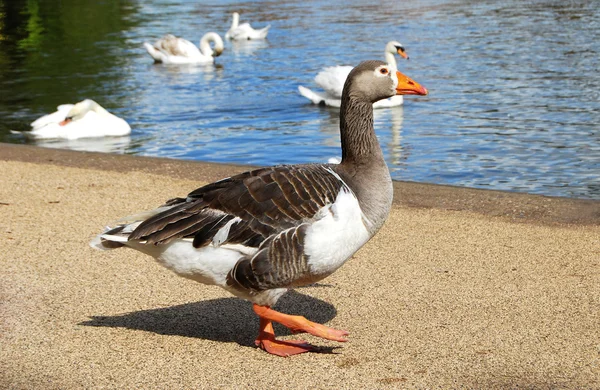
[298,41,409,108]
[144,33,224,64]
[225,12,270,40]
[14,99,130,140]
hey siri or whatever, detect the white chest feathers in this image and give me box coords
[303,187,372,278]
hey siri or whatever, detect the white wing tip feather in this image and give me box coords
[89,233,117,250]
[298,86,323,105]
[101,234,128,243]
[89,235,104,250]
[89,232,132,251]
[298,86,341,108]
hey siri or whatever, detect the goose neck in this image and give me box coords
[339,94,384,165]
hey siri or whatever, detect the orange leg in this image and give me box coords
[253,304,349,357]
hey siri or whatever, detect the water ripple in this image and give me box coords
[0,0,598,199]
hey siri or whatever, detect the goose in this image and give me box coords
[298,41,409,108]
[13,99,130,140]
[91,60,427,357]
[144,33,224,64]
[225,12,270,40]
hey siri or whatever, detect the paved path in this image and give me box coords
[1,144,598,389]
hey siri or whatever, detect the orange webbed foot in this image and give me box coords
[255,338,318,357]
[253,304,349,356]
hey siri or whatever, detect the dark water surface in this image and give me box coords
[1,0,599,199]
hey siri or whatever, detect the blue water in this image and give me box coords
[1,0,599,199]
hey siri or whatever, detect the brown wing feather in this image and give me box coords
[128,164,344,249]
[227,224,311,292]
[154,34,186,56]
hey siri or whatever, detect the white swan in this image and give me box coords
[298,41,409,108]
[144,33,224,64]
[225,12,270,40]
[13,99,131,140]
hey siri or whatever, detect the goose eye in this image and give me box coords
[379,68,389,75]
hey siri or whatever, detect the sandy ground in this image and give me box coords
[1,144,599,389]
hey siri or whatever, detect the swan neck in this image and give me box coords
[199,32,223,57]
[385,50,398,71]
[231,13,239,29]
[69,100,109,120]
[89,101,109,116]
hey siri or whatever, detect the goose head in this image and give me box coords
[59,99,106,126]
[344,60,427,104]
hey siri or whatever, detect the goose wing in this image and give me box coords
[127,164,345,249]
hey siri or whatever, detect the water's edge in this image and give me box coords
[2,1,598,199]
[2,143,597,226]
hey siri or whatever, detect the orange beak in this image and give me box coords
[58,118,72,126]
[397,49,409,60]
[395,71,428,96]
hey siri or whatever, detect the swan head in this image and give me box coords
[386,40,409,60]
[59,99,103,126]
[213,45,224,57]
[200,32,224,57]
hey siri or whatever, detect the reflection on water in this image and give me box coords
[0,0,599,199]
[148,62,222,77]
[319,106,405,166]
[31,136,132,154]
[230,40,269,56]
[378,107,405,167]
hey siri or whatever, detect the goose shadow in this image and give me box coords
[80,290,339,349]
